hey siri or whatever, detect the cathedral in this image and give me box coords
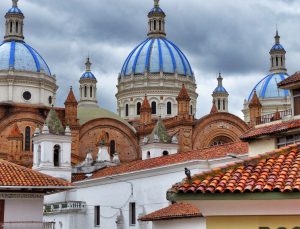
[0,0,288,168]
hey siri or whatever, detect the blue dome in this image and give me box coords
[120,38,193,78]
[248,73,289,101]
[7,6,22,14]
[81,71,96,79]
[0,41,51,76]
[149,6,164,14]
[271,43,285,51]
[214,86,227,93]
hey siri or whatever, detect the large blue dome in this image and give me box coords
[248,72,289,101]
[120,38,193,77]
[0,40,51,76]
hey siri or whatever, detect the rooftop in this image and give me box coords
[278,71,300,88]
[168,144,300,195]
[139,202,201,221]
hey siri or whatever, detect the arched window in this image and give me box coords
[218,99,220,110]
[154,20,156,30]
[10,21,12,33]
[151,101,157,115]
[223,99,226,110]
[159,20,161,30]
[147,151,151,159]
[24,126,31,151]
[167,102,172,115]
[137,102,141,115]
[276,56,278,66]
[162,151,169,156]
[53,145,60,167]
[281,56,283,66]
[16,21,18,33]
[190,105,193,115]
[110,140,115,156]
[84,86,87,97]
[90,86,93,98]
[272,57,274,67]
[125,104,129,117]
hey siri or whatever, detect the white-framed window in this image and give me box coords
[129,202,136,225]
[94,206,100,227]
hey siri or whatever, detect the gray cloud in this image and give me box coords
[0,0,300,118]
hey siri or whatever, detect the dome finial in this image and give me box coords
[275,25,280,44]
[12,0,18,7]
[217,72,223,87]
[85,57,92,72]
[154,0,159,7]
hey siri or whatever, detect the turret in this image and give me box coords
[140,95,152,124]
[176,84,191,117]
[147,0,166,38]
[249,90,262,127]
[269,30,287,73]
[212,73,229,112]
[64,87,78,127]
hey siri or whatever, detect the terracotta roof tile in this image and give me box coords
[65,87,78,104]
[177,84,191,101]
[169,144,300,194]
[0,159,72,188]
[89,142,248,180]
[72,173,87,182]
[241,119,300,140]
[8,124,22,138]
[278,71,300,87]
[139,202,202,221]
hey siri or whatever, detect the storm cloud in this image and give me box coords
[1,0,300,118]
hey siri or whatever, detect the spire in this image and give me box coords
[177,84,191,101]
[147,0,166,38]
[148,117,171,143]
[4,0,24,42]
[275,27,280,44]
[141,95,151,111]
[217,73,223,87]
[85,57,92,72]
[65,86,78,105]
[249,90,262,108]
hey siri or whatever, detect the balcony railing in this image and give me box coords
[44,201,86,214]
[256,109,292,125]
[0,221,55,229]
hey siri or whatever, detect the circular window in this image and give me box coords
[23,91,31,101]
[48,96,52,105]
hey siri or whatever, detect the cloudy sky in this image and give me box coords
[1,0,300,118]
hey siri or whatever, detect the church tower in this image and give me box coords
[4,0,24,42]
[269,30,287,73]
[33,108,72,181]
[78,57,98,108]
[212,73,229,112]
[147,0,166,38]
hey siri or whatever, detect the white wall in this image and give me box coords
[5,198,44,222]
[249,138,276,156]
[152,218,205,229]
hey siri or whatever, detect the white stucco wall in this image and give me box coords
[4,198,44,222]
[248,138,276,156]
[152,218,205,229]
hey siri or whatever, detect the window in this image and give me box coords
[137,102,141,115]
[10,21,12,33]
[281,56,283,66]
[190,105,193,115]
[94,206,100,226]
[218,99,220,110]
[23,91,31,101]
[110,140,115,156]
[16,21,18,33]
[258,227,270,229]
[162,151,169,156]
[90,86,93,98]
[276,56,278,66]
[129,202,136,225]
[53,145,60,167]
[147,151,150,159]
[154,20,156,30]
[151,101,156,115]
[0,200,4,224]
[167,102,172,115]
[125,104,129,117]
[272,57,274,67]
[24,126,31,151]
[223,99,226,110]
[277,134,300,148]
[293,89,300,116]
[48,96,53,105]
[159,20,161,30]
[84,86,87,98]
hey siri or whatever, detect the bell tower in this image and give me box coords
[212,73,229,112]
[4,0,24,42]
[269,30,287,73]
[147,0,166,38]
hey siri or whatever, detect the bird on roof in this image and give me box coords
[185,168,191,180]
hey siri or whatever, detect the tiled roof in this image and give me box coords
[8,124,22,138]
[249,90,261,107]
[210,103,218,114]
[177,84,191,101]
[139,202,202,221]
[88,142,248,180]
[241,119,300,140]
[169,144,300,194]
[278,71,300,88]
[65,87,78,104]
[0,159,72,188]
[72,173,87,182]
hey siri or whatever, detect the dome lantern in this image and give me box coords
[269,29,287,74]
[4,0,24,42]
[212,73,229,112]
[147,0,166,38]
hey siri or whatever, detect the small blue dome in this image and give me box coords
[248,73,289,101]
[214,86,227,93]
[149,6,164,14]
[7,6,22,14]
[0,41,51,76]
[121,38,193,77]
[271,43,285,51]
[81,71,96,79]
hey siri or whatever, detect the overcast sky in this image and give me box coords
[1,0,300,118]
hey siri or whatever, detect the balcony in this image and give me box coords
[256,109,292,125]
[0,221,55,229]
[44,201,86,215]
